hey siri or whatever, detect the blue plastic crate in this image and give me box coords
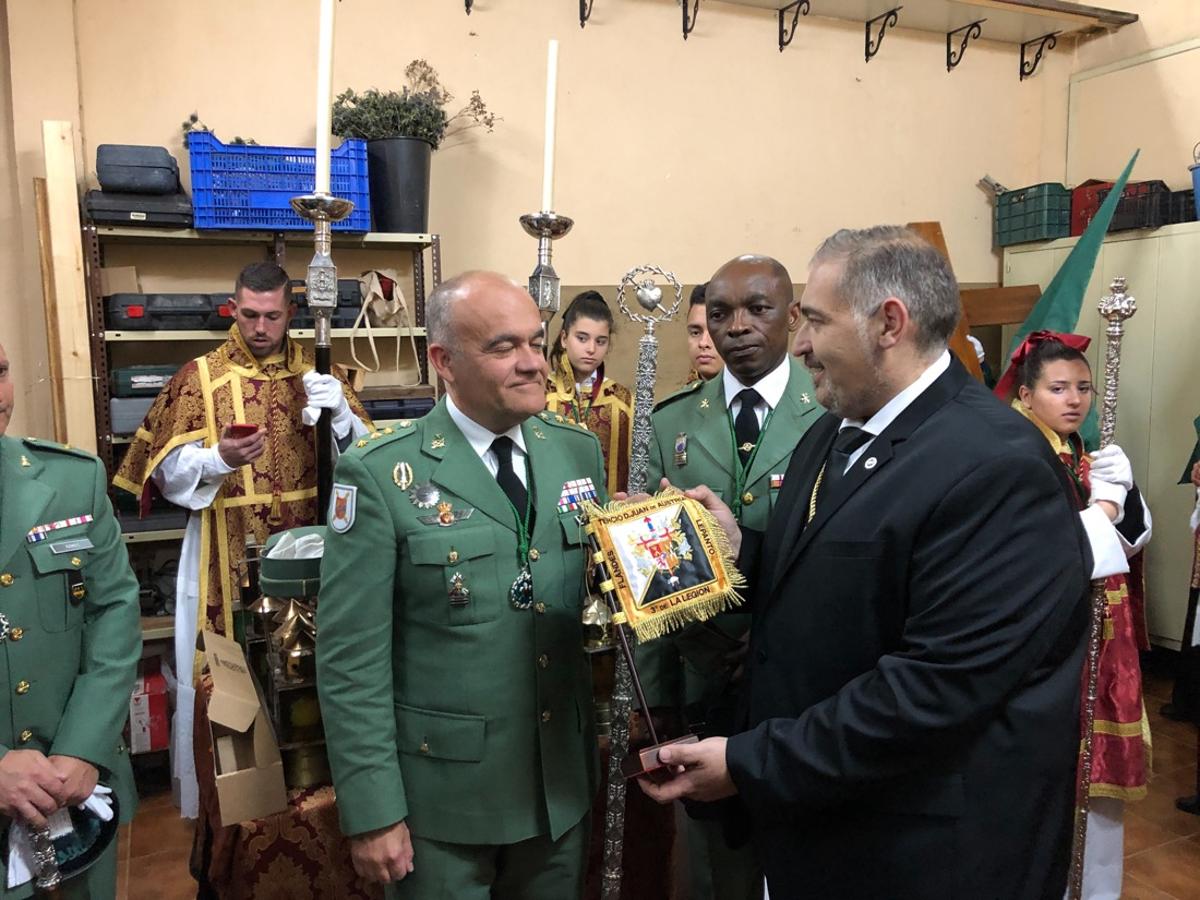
[187,131,371,231]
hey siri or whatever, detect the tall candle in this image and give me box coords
[541,39,559,213]
[314,0,335,195]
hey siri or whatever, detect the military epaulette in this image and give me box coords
[653,379,704,412]
[21,436,96,461]
[535,410,596,441]
[351,419,419,454]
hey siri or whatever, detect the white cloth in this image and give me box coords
[6,786,114,888]
[1079,489,1153,581]
[1064,797,1124,900]
[723,356,791,427]
[445,394,529,488]
[152,416,368,820]
[1190,487,1200,533]
[153,442,236,819]
[838,351,952,473]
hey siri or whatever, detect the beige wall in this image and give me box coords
[27,0,1075,396]
[1,1,1193,419]
[2,0,83,439]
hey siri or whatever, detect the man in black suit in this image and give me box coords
[639,226,1091,899]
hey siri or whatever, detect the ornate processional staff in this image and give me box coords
[599,266,684,900]
[292,0,351,523]
[1068,276,1137,900]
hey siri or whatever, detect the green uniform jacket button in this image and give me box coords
[537,654,549,669]
[19,729,33,743]
[528,548,540,562]
[15,681,30,695]
[541,710,552,723]
[0,573,13,587]
[10,627,23,641]
[534,602,546,614]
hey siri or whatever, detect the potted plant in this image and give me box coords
[333,60,496,233]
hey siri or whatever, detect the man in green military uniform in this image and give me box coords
[637,255,820,900]
[317,272,604,899]
[0,342,141,898]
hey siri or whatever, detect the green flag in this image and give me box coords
[1005,150,1139,449]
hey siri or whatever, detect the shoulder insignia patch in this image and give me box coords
[329,483,357,533]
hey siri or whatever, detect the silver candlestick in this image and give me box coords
[519,211,574,331]
[600,264,684,900]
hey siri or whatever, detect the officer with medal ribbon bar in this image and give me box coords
[635,255,821,900]
[0,341,139,897]
[316,272,608,898]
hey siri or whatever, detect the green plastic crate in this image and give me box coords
[994,183,1071,247]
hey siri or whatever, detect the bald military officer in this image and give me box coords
[0,341,141,898]
[637,255,821,900]
[317,272,605,899]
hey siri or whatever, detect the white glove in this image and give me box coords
[1089,444,1133,491]
[302,371,354,434]
[80,783,114,823]
[1089,475,1127,524]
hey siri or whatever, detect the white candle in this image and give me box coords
[314,0,335,195]
[541,39,559,213]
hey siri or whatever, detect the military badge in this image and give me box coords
[392,461,414,491]
[329,484,357,533]
[418,503,475,526]
[557,477,598,514]
[431,434,446,450]
[770,473,785,490]
[674,433,688,467]
[409,482,440,509]
[448,572,471,607]
[581,488,744,642]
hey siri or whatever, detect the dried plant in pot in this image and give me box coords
[333,60,497,232]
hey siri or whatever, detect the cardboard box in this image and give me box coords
[203,631,288,825]
[129,656,169,754]
[100,265,139,296]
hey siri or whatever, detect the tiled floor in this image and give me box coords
[118,671,1200,899]
[1122,669,1200,899]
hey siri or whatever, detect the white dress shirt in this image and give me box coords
[723,356,791,427]
[837,350,952,472]
[446,393,530,488]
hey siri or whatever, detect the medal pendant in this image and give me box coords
[509,565,534,610]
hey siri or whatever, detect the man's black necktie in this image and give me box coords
[491,437,532,530]
[734,388,763,467]
[821,426,873,496]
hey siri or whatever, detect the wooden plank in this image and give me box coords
[960,284,1041,326]
[905,221,985,381]
[33,178,68,441]
[41,121,97,452]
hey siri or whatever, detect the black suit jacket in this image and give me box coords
[725,358,1091,900]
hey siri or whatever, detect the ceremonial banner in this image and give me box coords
[583,489,744,642]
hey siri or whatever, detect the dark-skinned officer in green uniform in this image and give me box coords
[636,256,820,900]
[0,341,141,898]
[317,272,605,899]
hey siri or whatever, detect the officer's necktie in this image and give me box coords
[820,426,873,497]
[491,437,532,530]
[734,388,763,467]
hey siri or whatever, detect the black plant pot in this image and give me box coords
[367,136,432,233]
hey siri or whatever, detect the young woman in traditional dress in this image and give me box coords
[546,291,633,495]
[997,332,1152,900]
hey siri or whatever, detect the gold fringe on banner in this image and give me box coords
[582,488,745,644]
